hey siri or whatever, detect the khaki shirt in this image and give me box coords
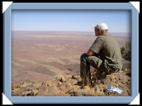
[90,34,122,70]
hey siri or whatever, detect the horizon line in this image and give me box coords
[12,30,130,34]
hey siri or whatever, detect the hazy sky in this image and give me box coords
[12,10,130,33]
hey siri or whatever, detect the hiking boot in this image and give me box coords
[81,79,92,89]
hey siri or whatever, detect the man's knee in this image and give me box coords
[88,56,103,69]
[80,53,88,63]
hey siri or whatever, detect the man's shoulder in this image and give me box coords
[95,36,105,43]
[101,34,116,41]
[96,34,117,43]
[97,36,106,39]
[97,35,109,41]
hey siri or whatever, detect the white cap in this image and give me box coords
[96,23,109,30]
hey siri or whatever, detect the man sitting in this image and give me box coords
[80,23,122,87]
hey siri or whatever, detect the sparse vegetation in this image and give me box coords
[121,41,131,61]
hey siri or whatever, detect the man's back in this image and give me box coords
[90,34,122,70]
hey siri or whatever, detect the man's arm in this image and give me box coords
[87,49,95,56]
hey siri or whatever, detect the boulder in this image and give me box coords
[55,75,66,82]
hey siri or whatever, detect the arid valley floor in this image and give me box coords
[12,31,131,96]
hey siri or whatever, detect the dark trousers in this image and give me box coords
[80,53,104,86]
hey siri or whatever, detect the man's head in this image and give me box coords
[95,23,108,36]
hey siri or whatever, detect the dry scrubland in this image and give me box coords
[12,31,131,96]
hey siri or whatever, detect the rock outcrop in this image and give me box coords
[12,69,131,96]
